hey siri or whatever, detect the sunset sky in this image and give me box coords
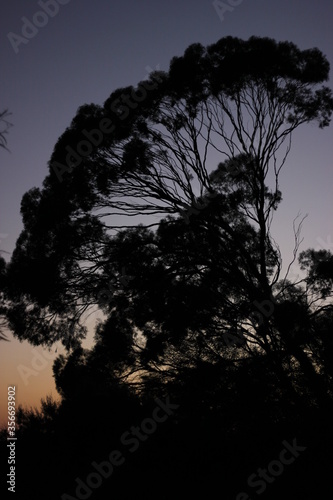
[1,0,332,426]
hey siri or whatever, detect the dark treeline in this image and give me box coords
[1,36,333,499]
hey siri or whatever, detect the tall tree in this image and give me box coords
[5,37,333,399]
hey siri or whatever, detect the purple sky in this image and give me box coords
[0,0,332,423]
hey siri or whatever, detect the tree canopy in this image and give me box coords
[3,36,333,381]
[2,35,333,499]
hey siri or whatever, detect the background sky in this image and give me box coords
[0,0,332,426]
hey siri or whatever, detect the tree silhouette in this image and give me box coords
[0,109,12,150]
[6,37,333,401]
[0,108,12,339]
[6,37,333,348]
[3,36,333,498]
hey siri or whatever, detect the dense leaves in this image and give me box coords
[1,36,333,498]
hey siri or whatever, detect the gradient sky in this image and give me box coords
[0,0,332,426]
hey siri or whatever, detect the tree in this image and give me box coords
[0,109,12,150]
[0,108,12,339]
[5,36,333,401]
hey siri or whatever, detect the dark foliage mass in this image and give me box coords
[1,36,333,499]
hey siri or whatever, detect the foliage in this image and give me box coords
[2,37,333,497]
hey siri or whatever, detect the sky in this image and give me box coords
[0,0,332,426]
